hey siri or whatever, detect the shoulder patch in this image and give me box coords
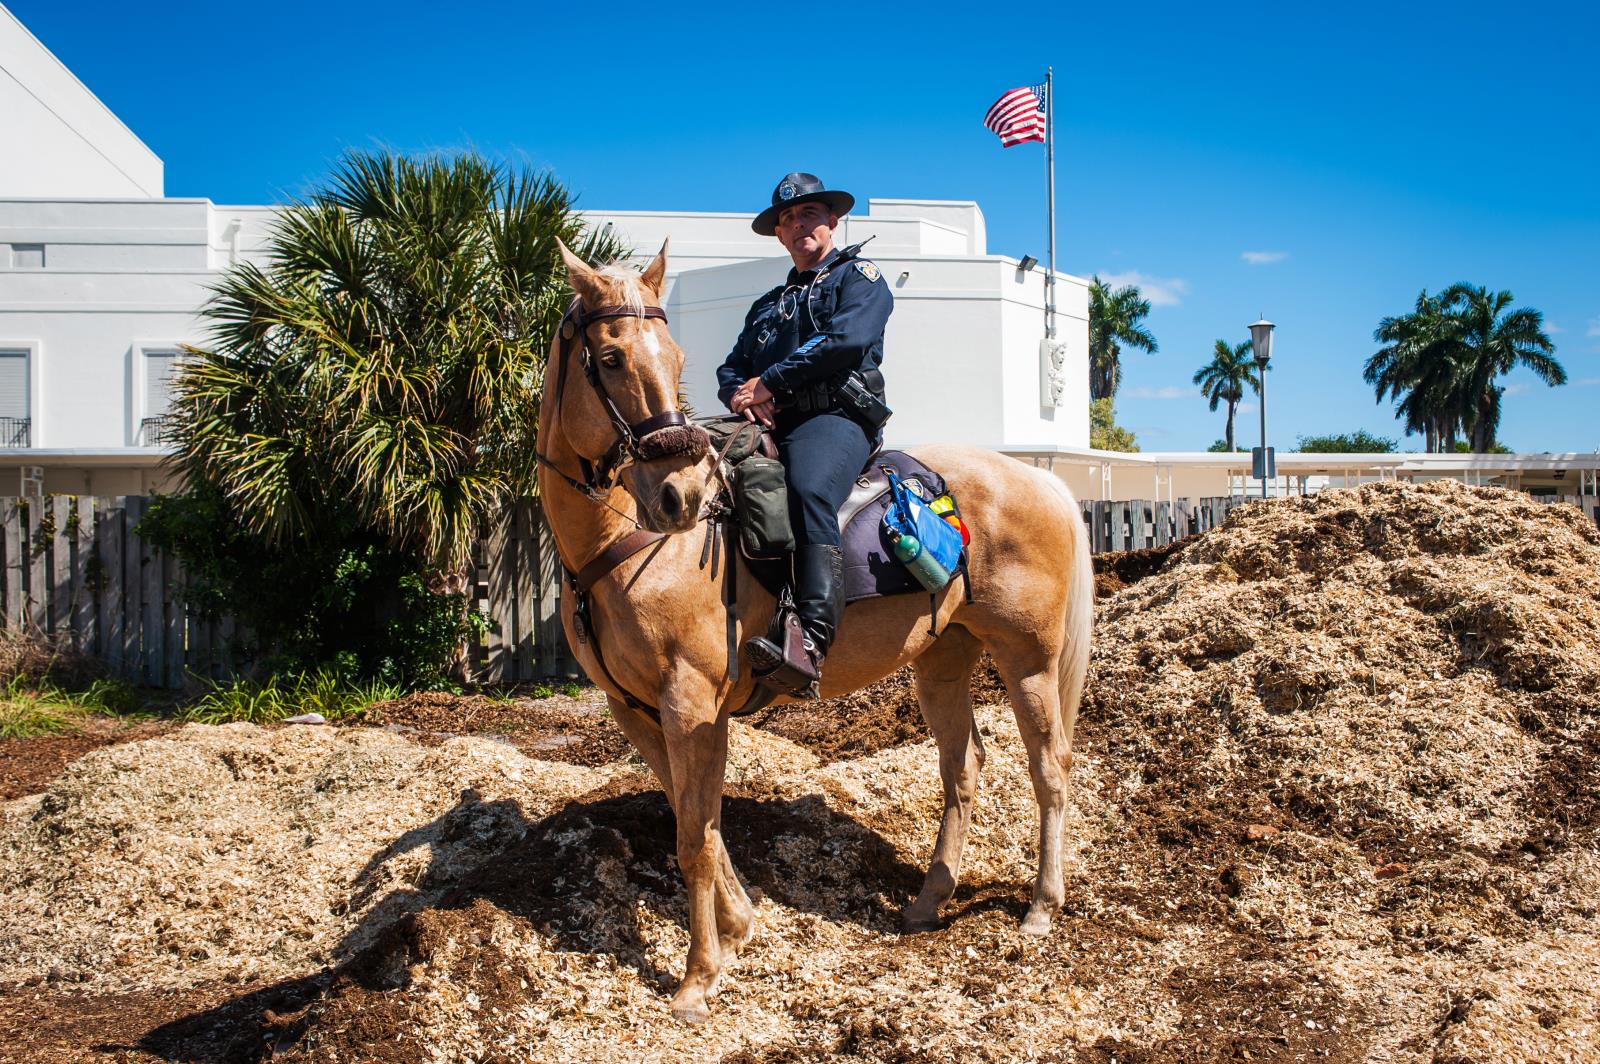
[854,260,882,283]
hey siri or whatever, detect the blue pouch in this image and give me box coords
[883,469,964,589]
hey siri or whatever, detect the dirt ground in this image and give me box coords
[2,480,1598,1063]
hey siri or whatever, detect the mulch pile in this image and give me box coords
[2,480,1597,1062]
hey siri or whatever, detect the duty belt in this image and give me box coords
[782,368,885,416]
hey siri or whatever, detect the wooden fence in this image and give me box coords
[7,492,1597,688]
[1078,496,1249,553]
[0,495,582,689]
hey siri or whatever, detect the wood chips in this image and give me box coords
[1,480,1597,1062]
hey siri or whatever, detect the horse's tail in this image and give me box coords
[1038,470,1094,725]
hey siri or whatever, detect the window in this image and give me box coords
[140,348,180,445]
[0,349,30,446]
[8,244,45,269]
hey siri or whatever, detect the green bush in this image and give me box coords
[137,151,623,689]
[1295,430,1398,453]
[139,485,483,688]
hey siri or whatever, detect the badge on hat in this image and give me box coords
[854,261,881,283]
[752,173,856,236]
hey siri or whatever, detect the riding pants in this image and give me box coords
[776,412,874,548]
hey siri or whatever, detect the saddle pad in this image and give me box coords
[840,451,957,604]
[737,451,963,605]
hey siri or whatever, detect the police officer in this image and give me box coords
[718,173,893,696]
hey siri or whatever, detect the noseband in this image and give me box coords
[545,296,710,496]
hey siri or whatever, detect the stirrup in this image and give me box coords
[745,612,823,699]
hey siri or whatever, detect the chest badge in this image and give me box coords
[854,261,881,283]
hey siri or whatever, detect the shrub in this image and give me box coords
[143,150,624,687]
[139,486,483,688]
[1296,430,1399,453]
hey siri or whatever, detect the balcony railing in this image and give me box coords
[0,417,30,447]
[140,416,180,446]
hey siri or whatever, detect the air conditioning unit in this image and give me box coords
[20,466,43,497]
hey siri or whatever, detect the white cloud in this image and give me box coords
[1586,318,1600,338]
[1098,270,1191,307]
[1546,321,1564,335]
[1502,382,1530,396]
[1124,385,1193,400]
[1241,250,1288,265]
[1576,377,1600,387]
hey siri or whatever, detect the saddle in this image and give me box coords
[699,416,966,605]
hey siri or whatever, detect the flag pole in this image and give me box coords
[1044,66,1057,341]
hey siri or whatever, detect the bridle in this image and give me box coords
[539,296,709,501]
[537,291,773,719]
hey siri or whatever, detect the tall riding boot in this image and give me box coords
[746,544,845,699]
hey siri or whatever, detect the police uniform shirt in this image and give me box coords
[716,247,892,411]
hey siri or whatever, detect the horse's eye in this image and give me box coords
[598,348,624,369]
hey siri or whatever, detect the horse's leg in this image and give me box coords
[610,697,755,961]
[989,635,1076,936]
[902,624,986,933]
[662,679,737,1023]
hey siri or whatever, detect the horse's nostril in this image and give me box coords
[660,484,682,520]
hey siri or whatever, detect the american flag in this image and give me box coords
[983,83,1047,147]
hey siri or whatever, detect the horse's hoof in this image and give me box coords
[901,911,943,934]
[672,1002,712,1024]
[1019,908,1053,936]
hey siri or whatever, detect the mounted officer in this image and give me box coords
[718,172,894,696]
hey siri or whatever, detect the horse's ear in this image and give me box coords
[640,238,669,296]
[557,239,603,305]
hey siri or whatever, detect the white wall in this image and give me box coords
[0,193,1091,461]
[0,5,162,198]
[0,198,225,447]
[668,251,1089,449]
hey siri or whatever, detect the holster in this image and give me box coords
[782,369,891,433]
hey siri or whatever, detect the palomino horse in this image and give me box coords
[540,240,1093,1022]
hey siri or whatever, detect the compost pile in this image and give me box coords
[2,480,1598,1063]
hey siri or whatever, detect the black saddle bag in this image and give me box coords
[734,457,794,559]
[697,416,794,560]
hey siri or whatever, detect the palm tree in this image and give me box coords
[171,149,626,575]
[1088,276,1158,401]
[1437,283,1563,452]
[1365,286,1563,452]
[1365,291,1462,452]
[1192,338,1258,451]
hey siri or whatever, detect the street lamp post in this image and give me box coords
[1249,318,1276,500]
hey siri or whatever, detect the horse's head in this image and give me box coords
[554,239,714,534]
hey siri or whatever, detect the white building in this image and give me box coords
[0,2,1089,496]
[3,2,1597,508]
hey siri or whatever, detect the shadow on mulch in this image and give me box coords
[1092,537,1194,599]
[113,777,921,1063]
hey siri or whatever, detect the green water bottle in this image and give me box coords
[888,527,951,592]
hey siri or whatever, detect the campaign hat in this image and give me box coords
[751,172,855,236]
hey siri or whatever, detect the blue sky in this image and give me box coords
[14,0,1598,452]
